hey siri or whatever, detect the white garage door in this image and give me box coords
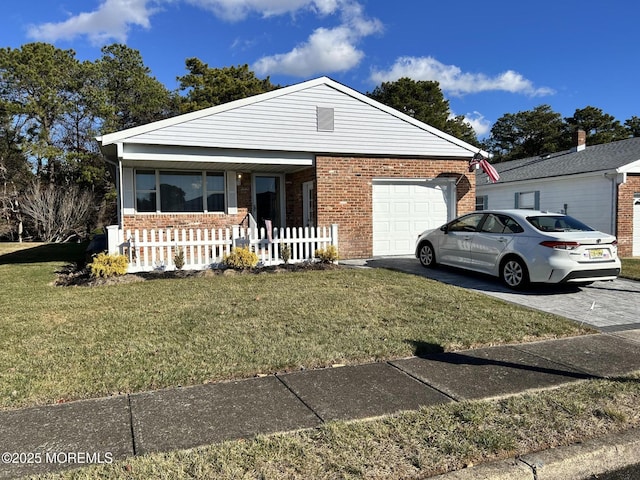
[372,180,451,256]
[633,196,640,257]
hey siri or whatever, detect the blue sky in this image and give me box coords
[2,0,638,138]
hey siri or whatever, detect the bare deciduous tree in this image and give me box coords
[21,181,93,242]
[0,161,22,240]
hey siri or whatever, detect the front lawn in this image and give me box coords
[621,257,640,281]
[0,243,592,410]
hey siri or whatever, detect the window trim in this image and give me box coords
[134,169,226,214]
[515,191,540,210]
[475,195,488,211]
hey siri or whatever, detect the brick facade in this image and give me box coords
[616,173,640,257]
[315,156,475,259]
[286,168,315,227]
[122,159,476,259]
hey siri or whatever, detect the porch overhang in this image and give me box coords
[117,143,314,174]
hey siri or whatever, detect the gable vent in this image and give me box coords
[317,107,334,132]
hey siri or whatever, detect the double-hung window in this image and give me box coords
[206,173,225,212]
[135,170,226,213]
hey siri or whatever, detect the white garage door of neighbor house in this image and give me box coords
[372,180,451,256]
[633,196,640,256]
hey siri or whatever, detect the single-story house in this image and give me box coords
[97,76,483,264]
[476,130,640,257]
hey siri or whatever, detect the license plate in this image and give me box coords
[589,249,604,259]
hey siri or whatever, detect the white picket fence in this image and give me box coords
[108,224,338,273]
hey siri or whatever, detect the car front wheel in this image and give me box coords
[418,242,436,268]
[501,257,529,289]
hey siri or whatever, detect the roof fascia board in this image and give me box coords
[323,78,484,156]
[617,158,640,173]
[122,152,313,166]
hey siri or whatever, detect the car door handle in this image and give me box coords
[497,237,507,243]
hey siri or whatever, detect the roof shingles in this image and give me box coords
[477,137,640,185]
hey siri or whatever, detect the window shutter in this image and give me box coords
[534,191,540,210]
[514,192,520,208]
[226,171,238,214]
[123,168,135,214]
[484,195,489,210]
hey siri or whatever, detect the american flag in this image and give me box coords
[469,154,500,183]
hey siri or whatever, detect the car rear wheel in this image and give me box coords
[501,257,529,289]
[418,242,436,268]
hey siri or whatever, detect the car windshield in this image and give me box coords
[526,215,594,233]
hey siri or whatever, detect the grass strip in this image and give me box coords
[35,373,640,479]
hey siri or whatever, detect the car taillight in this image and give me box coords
[540,241,581,250]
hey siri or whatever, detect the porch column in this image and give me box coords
[106,225,122,255]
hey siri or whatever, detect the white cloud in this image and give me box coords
[457,111,492,137]
[371,56,554,97]
[25,0,341,44]
[27,0,157,45]
[25,0,377,77]
[185,0,340,21]
[253,26,362,76]
[253,1,382,77]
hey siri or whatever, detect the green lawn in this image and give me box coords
[0,242,592,410]
[621,257,640,281]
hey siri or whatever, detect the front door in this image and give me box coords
[253,175,284,229]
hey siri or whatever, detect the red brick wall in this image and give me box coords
[617,174,639,257]
[286,168,315,226]
[122,211,248,232]
[315,156,475,259]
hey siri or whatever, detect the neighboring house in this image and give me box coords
[476,131,640,257]
[98,76,482,261]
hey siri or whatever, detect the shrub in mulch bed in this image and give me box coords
[54,262,341,287]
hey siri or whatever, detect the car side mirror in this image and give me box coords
[441,225,449,234]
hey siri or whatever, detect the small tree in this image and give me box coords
[21,181,93,242]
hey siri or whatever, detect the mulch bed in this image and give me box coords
[54,262,340,287]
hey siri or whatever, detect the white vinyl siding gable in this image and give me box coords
[123,84,472,158]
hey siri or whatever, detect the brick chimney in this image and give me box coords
[572,129,586,152]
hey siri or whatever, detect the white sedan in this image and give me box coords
[415,210,621,289]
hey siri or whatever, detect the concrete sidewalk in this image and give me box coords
[2,331,640,479]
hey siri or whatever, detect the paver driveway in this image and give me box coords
[344,256,640,332]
